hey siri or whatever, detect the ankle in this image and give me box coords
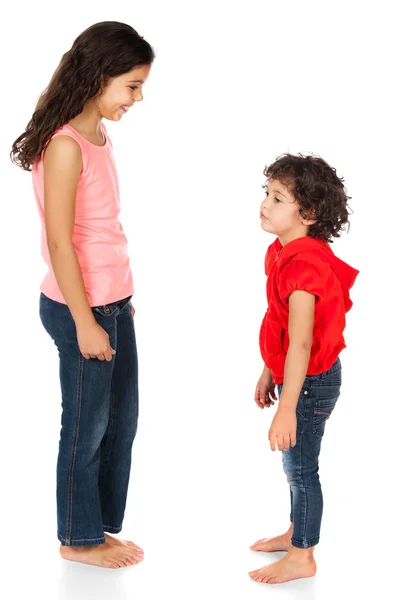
[287,546,315,561]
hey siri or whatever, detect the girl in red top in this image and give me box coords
[249,154,359,584]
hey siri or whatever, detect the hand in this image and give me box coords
[268,407,297,451]
[131,303,135,317]
[254,366,277,409]
[77,322,116,361]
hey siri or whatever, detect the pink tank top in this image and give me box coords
[32,123,134,307]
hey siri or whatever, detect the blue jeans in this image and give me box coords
[39,293,138,546]
[277,358,341,549]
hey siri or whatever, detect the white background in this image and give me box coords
[1,0,399,598]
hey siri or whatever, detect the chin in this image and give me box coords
[261,222,273,232]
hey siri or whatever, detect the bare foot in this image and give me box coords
[250,524,293,552]
[249,549,317,584]
[60,540,143,569]
[104,532,144,556]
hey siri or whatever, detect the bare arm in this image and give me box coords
[44,136,114,361]
[268,290,315,450]
[278,290,315,410]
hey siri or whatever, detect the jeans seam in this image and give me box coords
[300,418,307,545]
[65,353,84,544]
[58,533,105,544]
[291,536,319,549]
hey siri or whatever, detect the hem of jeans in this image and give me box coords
[103,525,122,534]
[291,536,319,549]
[58,533,106,547]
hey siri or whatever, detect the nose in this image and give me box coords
[261,194,272,211]
[134,90,144,102]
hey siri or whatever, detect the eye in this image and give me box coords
[274,197,281,203]
[129,85,138,90]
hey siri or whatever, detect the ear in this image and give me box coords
[302,217,317,226]
[300,208,317,226]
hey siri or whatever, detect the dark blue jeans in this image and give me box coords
[277,358,341,549]
[39,293,138,547]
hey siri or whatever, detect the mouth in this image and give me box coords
[260,213,267,220]
[121,105,131,113]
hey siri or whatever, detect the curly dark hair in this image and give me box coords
[263,153,352,243]
[10,21,155,171]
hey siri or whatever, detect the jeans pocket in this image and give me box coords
[296,381,312,418]
[312,396,339,435]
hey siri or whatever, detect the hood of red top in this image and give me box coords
[276,236,359,311]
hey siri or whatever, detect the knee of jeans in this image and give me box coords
[282,453,296,481]
[59,421,108,463]
[74,414,109,460]
[285,470,299,486]
[92,415,109,443]
[287,466,320,487]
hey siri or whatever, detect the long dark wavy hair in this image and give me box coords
[264,153,352,243]
[11,22,155,171]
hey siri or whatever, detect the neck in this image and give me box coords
[278,228,309,246]
[69,100,103,137]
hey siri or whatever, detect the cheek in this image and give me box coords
[99,91,115,109]
[103,86,122,106]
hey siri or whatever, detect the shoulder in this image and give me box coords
[46,133,81,152]
[293,251,331,272]
[44,133,82,172]
[278,255,327,301]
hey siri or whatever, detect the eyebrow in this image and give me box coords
[127,79,144,83]
[265,184,289,200]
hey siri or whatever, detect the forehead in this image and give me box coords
[123,64,151,82]
[267,178,290,194]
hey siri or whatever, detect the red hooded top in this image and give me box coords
[259,236,359,384]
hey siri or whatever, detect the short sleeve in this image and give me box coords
[278,259,326,302]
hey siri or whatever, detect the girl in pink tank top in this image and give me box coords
[11,22,154,569]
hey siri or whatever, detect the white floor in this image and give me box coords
[5,490,395,600]
[3,338,396,599]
